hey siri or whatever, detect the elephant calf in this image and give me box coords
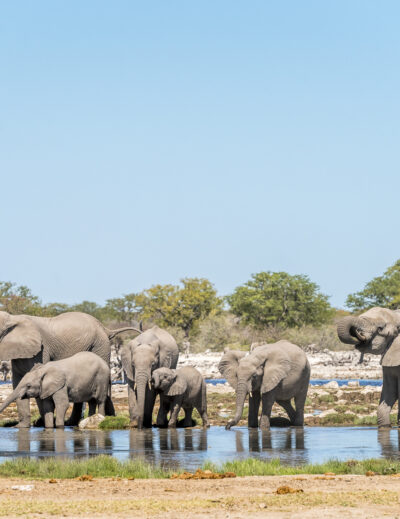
[0,352,110,428]
[152,366,209,428]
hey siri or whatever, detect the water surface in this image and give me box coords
[0,426,398,470]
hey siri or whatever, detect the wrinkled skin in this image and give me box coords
[219,342,310,430]
[0,311,140,427]
[120,326,179,429]
[337,306,400,427]
[152,366,209,428]
[0,352,110,428]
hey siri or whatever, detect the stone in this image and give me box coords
[347,381,360,387]
[323,381,339,389]
[78,414,105,430]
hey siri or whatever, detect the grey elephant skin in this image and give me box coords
[219,342,310,430]
[0,352,110,428]
[337,306,400,427]
[120,326,179,429]
[0,311,140,427]
[152,366,209,428]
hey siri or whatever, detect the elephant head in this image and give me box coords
[0,312,42,360]
[219,345,291,430]
[337,307,400,365]
[0,364,65,414]
[152,367,187,396]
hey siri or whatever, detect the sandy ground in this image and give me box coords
[0,474,399,518]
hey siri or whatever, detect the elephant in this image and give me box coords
[0,311,141,427]
[152,366,209,428]
[219,341,310,430]
[0,360,11,381]
[337,306,400,427]
[0,352,110,428]
[120,325,179,429]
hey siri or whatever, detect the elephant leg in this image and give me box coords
[378,370,397,428]
[293,390,307,426]
[42,398,55,428]
[168,398,183,428]
[248,392,261,428]
[65,403,83,426]
[97,400,106,416]
[104,396,115,416]
[88,399,97,417]
[143,388,156,428]
[196,405,210,428]
[156,396,170,427]
[52,390,69,428]
[33,398,46,427]
[276,399,296,423]
[183,406,193,427]
[260,391,276,430]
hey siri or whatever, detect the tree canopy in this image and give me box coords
[346,260,400,312]
[227,271,333,328]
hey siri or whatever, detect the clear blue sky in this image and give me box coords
[1,1,399,308]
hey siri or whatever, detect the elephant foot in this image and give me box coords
[378,423,392,429]
[15,421,31,428]
[259,417,271,430]
[225,420,235,430]
[129,418,144,429]
[55,424,65,429]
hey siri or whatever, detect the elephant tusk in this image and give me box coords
[148,380,152,390]
[250,392,253,398]
[134,382,137,391]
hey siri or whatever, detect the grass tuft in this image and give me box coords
[99,415,130,430]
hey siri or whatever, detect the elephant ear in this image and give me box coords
[166,373,187,396]
[218,350,247,390]
[381,335,400,366]
[0,315,42,360]
[261,351,291,394]
[40,369,66,399]
[120,344,134,382]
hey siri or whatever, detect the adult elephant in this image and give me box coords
[337,306,400,427]
[0,311,141,427]
[219,342,310,430]
[120,326,179,429]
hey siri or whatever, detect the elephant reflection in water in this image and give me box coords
[378,429,400,459]
[16,429,112,457]
[234,428,305,456]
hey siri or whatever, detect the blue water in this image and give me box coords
[0,426,397,469]
[206,378,383,387]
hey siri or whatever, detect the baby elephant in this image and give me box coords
[0,352,110,428]
[152,366,209,428]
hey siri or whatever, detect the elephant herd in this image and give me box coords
[0,306,399,430]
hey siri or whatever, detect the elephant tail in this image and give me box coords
[106,326,142,340]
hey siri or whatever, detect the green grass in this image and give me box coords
[0,455,174,479]
[99,415,130,430]
[1,455,400,479]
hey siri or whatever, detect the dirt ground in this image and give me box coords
[0,474,399,518]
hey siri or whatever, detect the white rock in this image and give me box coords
[318,409,338,418]
[323,381,339,389]
[12,485,34,491]
[78,413,105,430]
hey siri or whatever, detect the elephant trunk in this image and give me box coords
[226,381,248,430]
[0,386,24,414]
[135,371,150,429]
[337,316,367,344]
[152,371,160,389]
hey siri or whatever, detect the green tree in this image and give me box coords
[0,281,44,315]
[136,278,222,337]
[227,271,333,328]
[104,294,140,324]
[69,300,105,321]
[346,260,400,311]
